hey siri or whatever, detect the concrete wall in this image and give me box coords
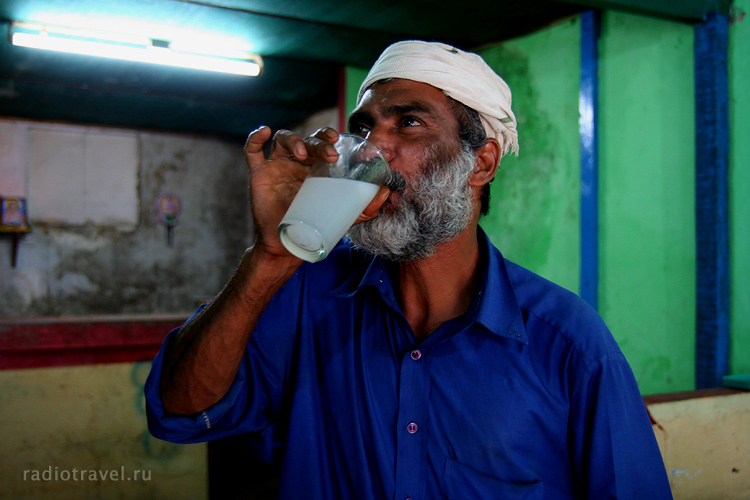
[649,390,750,499]
[0,121,249,497]
[0,362,207,500]
[0,120,251,318]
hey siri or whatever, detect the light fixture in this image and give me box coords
[9,21,263,77]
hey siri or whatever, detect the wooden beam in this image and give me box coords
[0,314,187,370]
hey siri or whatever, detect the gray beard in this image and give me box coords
[348,143,476,262]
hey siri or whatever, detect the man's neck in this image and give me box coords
[396,224,481,340]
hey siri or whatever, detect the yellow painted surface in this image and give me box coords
[650,391,750,500]
[0,362,207,500]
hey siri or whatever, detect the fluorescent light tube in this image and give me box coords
[10,21,262,77]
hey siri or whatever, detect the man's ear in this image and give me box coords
[468,138,501,187]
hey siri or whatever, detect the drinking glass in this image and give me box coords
[278,134,390,262]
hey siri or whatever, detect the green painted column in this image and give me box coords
[598,12,696,394]
[728,0,750,376]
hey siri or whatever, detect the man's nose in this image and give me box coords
[365,128,394,163]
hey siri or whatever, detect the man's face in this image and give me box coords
[346,79,478,261]
[348,79,464,203]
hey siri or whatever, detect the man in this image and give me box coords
[146,40,673,499]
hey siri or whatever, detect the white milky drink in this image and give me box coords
[279,177,380,262]
[277,133,390,262]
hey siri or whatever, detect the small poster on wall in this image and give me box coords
[0,197,30,233]
[156,193,181,247]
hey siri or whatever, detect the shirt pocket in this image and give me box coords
[441,457,544,500]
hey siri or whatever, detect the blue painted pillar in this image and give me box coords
[580,10,600,310]
[694,13,730,389]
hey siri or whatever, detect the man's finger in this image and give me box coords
[244,126,273,168]
[311,127,339,142]
[356,186,391,223]
[272,130,308,162]
[303,128,342,164]
[303,136,339,164]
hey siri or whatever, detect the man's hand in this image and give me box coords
[244,126,389,258]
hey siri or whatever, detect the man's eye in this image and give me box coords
[349,124,370,137]
[401,117,422,127]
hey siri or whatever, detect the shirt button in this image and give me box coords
[410,350,421,360]
[407,422,418,434]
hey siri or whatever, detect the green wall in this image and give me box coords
[345,8,748,394]
[478,18,582,294]
[730,0,750,376]
[597,12,696,394]
[345,66,369,117]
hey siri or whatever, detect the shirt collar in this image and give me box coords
[330,228,528,344]
[474,227,528,344]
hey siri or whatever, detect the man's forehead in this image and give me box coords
[354,78,451,115]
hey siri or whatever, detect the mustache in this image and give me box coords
[385,171,407,192]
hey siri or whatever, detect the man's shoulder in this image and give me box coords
[503,259,594,320]
[501,258,619,358]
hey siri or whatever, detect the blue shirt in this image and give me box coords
[145,228,673,500]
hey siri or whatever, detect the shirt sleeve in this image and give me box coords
[144,276,305,444]
[569,351,674,499]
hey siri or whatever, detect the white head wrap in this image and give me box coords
[357,40,519,157]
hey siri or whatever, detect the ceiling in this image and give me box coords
[0,0,731,140]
